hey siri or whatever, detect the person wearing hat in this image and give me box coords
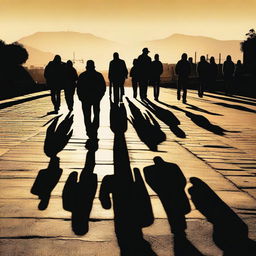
[137,48,152,100]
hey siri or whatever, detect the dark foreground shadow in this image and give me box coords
[185,103,223,116]
[189,177,256,256]
[99,101,156,255]
[62,140,98,235]
[31,113,73,210]
[126,97,166,151]
[144,157,204,256]
[139,99,186,138]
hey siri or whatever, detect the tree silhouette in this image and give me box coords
[241,29,256,74]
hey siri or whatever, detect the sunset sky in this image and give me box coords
[1,0,255,43]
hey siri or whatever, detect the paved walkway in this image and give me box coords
[0,87,255,256]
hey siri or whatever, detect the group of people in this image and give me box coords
[44,49,242,138]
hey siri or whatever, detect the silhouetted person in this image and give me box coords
[223,55,235,95]
[175,53,191,103]
[44,55,65,114]
[108,52,128,103]
[130,58,139,98]
[208,57,218,92]
[137,48,152,100]
[77,60,106,139]
[144,156,190,235]
[234,60,243,94]
[197,56,210,97]
[63,60,78,111]
[150,54,163,101]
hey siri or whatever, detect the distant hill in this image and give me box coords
[18,32,243,70]
[19,32,126,70]
[144,33,242,64]
[24,45,55,68]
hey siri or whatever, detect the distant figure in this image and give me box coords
[63,60,78,111]
[143,157,190,235]
[77,60,106,139]
[108,52,128,103]
[197,56,210,97]
[223,55,235,95]
[44,55,65,114]
[150,54,163,101]
[130,59,139,98]
[175,53,191,103]
[137,48,152,100]
[234,60,244,94]
[208,57,218,92]
[188,57,196,77]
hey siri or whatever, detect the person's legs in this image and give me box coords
[82,102,92,137]
[92,102,100,139]
[64,87,75,111]
[177,78,182,100]
[182,77,188,103]
[132,79,138,98]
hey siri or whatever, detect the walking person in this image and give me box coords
[223,55,235,95]
[130,58,139,98]
[63,60,78,112]
[150,54,163,101]
[77,60,106,140]
[108,52,128,103]
[208,57,218,92]
[137,48,152,100]
[197,56,210,97]
[175,53,191,103]
[234,60,243,94]
[44,55,65,114]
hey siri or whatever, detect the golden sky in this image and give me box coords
[1,0,255,43]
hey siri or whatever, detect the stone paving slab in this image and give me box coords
[0,88,256,255]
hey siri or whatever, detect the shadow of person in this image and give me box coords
[144,157,204,256]
[139,99,186,138]
[189,177,256,256]
[99,101,156,255]
[126,97,166,151]
[62,145,98,235]
[168,105,227,136]
[31,113,74,210]
[184,103,223,116]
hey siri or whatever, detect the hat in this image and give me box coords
[142,47,150,53]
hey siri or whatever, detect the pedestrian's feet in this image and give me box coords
[177,94,181,100]
[68,107,73,112]
[182,98,187,104]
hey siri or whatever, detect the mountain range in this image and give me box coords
[17,31,243,70]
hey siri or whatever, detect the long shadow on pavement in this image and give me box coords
[99,101,156,255]
[144,156,204,256]
[189,177,256,256]
[158,102,231,136]
[214,102,256,114]
[126,97,166,151]
[31,113,73,210]
[139,99,186,138]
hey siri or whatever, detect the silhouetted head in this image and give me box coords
[67,60,73,67]
[153,156,164,165]
[113,52,119,60]
[200,56,206,62]
[226,55,232,61]
[142,48,150,54]
[237,60,242,65]
[154,54,159,61]
[210,56,215,64]
[188,57,193,63]
[53,55,61,63]
[86,60,95,71]
[181,53,187,60]
[133,58,138,65]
